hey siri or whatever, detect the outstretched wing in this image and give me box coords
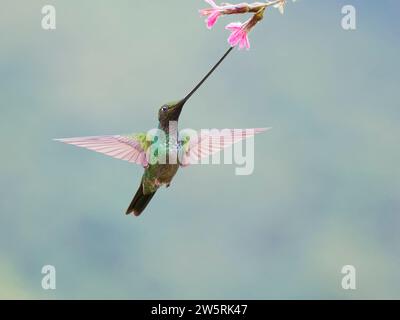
[55,134,150,167]
[179,128,269,166]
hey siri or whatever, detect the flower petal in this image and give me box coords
[206,11,220,29]
[199,9,212,16]
[243,34,250,50]
[225,22,242,31]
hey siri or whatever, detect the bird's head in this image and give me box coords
[158,99,186,124]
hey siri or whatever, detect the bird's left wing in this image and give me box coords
[179,128,270,167]
[55,134,150,167]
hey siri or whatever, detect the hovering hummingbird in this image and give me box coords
[56,48,268,216]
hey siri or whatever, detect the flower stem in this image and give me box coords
[252,0,284,11]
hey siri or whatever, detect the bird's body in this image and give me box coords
[123,100,185,215]
[127,154,180,215]
[126,164,180,216]
[142,137,181,193]
[144,163,179,191]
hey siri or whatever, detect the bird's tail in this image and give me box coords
[126,183,156,217]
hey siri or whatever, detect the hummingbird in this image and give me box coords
[56,48,268,216]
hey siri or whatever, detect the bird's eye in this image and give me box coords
[161,106,168,112]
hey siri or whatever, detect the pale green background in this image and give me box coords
[0,0,399,299]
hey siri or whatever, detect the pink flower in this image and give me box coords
[199,0,222,29]
[225,8,265,50]
[225,22,250,50]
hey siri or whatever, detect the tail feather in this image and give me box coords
[126,184,156,216]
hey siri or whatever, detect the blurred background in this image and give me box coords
[0,0,399,299]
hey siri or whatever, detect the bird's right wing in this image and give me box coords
[54,133,151,167]
[179,128,269,166]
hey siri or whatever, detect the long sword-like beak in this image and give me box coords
[169,47,233,121]
[181,47,234,105]
[170,99,186,120]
